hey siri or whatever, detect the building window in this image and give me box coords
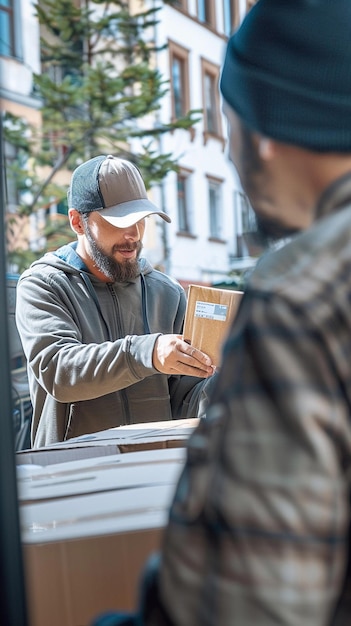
[241,199,256,234]
[223,0,239,37]
[233,189,265,257]
[197,0,216,28]
[177,171,192,234]
[3,114,31,213]
[4,140,19,211]
[0,0,14,56]
[204,72,217,134]
[201,58,223,146]
[172,0,188,10]
[172,57,186,119]
[208,177,223,240]
[169,40,190,120]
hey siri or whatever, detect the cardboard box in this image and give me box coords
[16,418,199,467]
[17,446,186,477]
[18,448,185,504]
[21,484,175,626]
[16,443,122,467]
[183,285,243,366]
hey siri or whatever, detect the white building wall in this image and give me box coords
[0,0,40,106]
[2,0,255,283]
[143,0,254,286]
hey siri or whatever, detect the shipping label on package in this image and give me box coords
[194,301,228,322]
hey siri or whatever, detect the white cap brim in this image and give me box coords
[99,198,171,228]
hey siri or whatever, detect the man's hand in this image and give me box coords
[153,335,215,378]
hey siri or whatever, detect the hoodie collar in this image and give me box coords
[53,242,88,272]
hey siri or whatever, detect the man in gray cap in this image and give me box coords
[92,1,351,625]
[16,155,216,447]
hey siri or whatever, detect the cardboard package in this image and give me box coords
[19,448,185,626]
[18,447,185,504]
[16,443,121,467]
[21,483,175,626]
[16,418,199,467]
[183,285,243,366]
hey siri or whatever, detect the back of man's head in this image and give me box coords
[220,0,351,153]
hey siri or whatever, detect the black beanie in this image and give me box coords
[220,0,351,152]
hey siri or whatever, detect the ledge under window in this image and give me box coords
[170,121,196,142]
[203,131,226,150]
[208,236,227,244]
[176,231,197,239]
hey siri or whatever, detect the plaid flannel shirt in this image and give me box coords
[153,173,351,626]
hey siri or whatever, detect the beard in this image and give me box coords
[83,220,142,282]
[254,213,300,245]
[239,124,301,246]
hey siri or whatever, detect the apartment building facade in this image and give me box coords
[139,0,258,288]
[1,0,258,285]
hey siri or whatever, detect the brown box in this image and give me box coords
[16,418,199,467]
[21,484,174,626]
[183,285,243,366]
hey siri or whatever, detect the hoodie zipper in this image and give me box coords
[80,271,151,427]
[107,283,131,425]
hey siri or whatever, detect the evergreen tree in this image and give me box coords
[4,0,200,270]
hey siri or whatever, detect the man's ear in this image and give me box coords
[69,209,85,235]
[257,136,276,160]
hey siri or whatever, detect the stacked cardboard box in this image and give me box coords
[18,422,198,624]
[16,418,199,466]
[19,448,186,626]
[18,447,186,503]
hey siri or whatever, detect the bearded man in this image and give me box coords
[16,155,216,447]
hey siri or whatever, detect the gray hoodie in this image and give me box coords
[16,243,216,448]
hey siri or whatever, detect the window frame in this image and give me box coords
[222,0,240,37]
[201,58,224,148]
[197,0,216,29]
[0,0,15,57]
[233,188,265,257]
[176,168,194,236]
[3,139,19,211]
[207,175,225,242]
[168,39,190,121]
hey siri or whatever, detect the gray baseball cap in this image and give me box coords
[67,154,171,228]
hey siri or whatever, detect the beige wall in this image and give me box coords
[1,98,42,126]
